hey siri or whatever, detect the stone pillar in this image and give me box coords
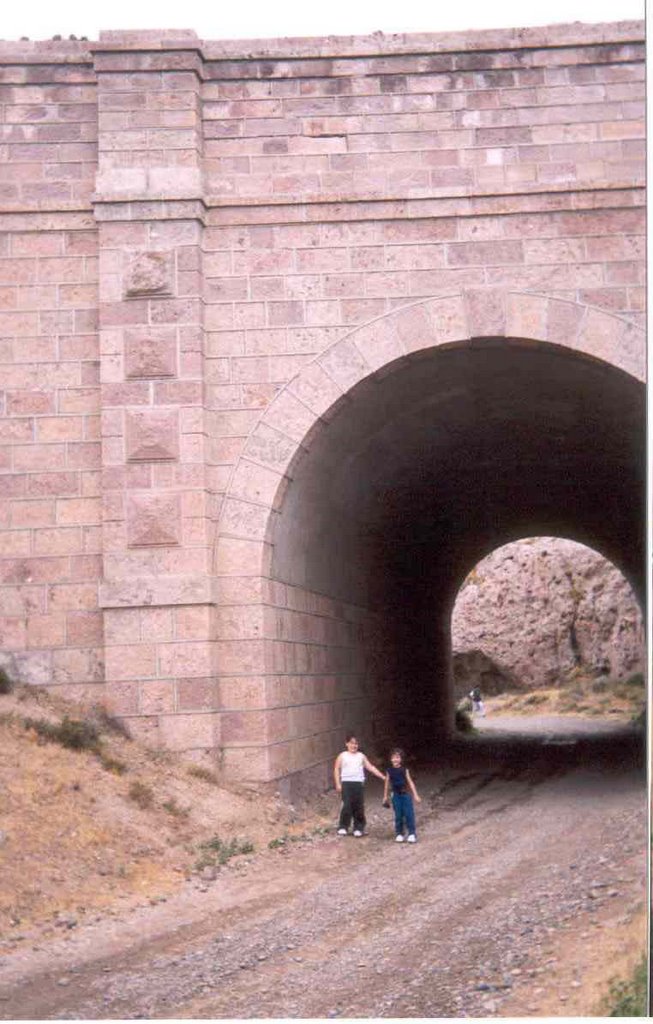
[92,32,218,760]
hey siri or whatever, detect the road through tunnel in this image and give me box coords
[268,338,645,768]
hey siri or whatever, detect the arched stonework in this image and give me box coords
[214,289,644,581]
[211,288,645,787]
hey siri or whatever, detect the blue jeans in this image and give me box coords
[392,792,415,836]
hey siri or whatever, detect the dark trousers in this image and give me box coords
[339,781,366,832]
[392,791,416,836]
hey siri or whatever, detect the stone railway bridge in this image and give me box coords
[0,22,645,796]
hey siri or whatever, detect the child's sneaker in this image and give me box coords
[395,834,404,843]
[353,830,363,837]
[407,834,417,843]
[337,828,347,836]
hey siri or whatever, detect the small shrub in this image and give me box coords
[591,678,608,693]
[99,753,128,775]
[523,692,546,706]
[162,797,190,819]
[624,672,644,688]
[603,956,648,1016]
[455,707,474,733]
[187,765,218,785]
[23,715,100,753]
[58,717,100,751]
[0,668,14,695]
[128,781,154,809]
[197,834,254,868]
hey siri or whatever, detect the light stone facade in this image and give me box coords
[0,22,645,796]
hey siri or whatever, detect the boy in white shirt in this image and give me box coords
[333,733,385,837]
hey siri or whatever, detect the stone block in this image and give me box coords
[464,288,507,338]
[243,424,297,476]
[139,680,176,715]
[105,643,156,681]
[221,710,268,744]
[215,639,266,675]
[52,647,104,684]
[124,327,178,379]
[177,676,219,711]
[139,607,174,640]
[27,613,66,649]
[318,338,371,391]
[127,493,181,547]
[159,640,213,679]
[505,292,548,340]
[229,459,283,507]
[158,712,220,752]
[66,611,104,645]
[218,676,267,710]
[125,409,179,462]
[352,316,405,373]
[124,250,175,298]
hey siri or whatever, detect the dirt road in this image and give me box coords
[0,741,646,1020]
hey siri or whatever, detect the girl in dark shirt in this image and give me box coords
[383,747,421,843]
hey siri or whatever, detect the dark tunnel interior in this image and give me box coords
[270,339,646,760]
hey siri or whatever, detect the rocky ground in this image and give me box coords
[0,699,647,1020]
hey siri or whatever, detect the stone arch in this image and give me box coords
[212,289,645,786]
[214,289,644,581]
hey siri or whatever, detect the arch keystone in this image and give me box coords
[463,287,507,337]
[506,292,549,340]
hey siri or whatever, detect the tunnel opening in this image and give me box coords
[450,536,645,761]
[267,337,645,776]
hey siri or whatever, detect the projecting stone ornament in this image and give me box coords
[124,330,177,379]
[127,494,181,547]
[125,410,179,462]
[124,251,174,298]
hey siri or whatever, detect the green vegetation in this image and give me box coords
[602,956,648,1016]
[23,715,100,753]
[195,834,254,871]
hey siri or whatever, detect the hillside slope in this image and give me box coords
[0,683,321,951]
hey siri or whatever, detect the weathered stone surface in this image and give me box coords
[0,24,644,791]
[124,329,177,379]
[452,538,644,691]
[124,251,174,298]
[127,494,181,547]
[125,410,179,462]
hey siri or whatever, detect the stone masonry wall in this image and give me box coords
[0,22,645,785]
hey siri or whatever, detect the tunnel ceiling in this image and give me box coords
[271,341,645,604]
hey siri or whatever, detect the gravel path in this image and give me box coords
[474,713,636,737]
[0,752,646,1020]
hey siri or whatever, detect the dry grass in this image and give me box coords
[488,672,645,721]
[0,684,319,947]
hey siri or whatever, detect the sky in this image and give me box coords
[0,0,645,42]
